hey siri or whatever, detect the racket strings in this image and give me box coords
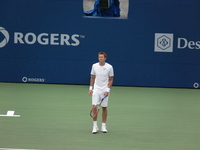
[91,105,99,118]
[90,98,105,118]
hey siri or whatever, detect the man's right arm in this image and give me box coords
[88,75,95,96]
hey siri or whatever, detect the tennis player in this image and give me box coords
[88,52,114,134]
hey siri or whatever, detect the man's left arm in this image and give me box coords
[108,76,114,89]
[104,76,114,96]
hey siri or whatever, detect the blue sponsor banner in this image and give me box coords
[0,0,200,88]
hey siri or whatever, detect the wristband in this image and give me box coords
[106,88,110,92]
[89,86,93,90]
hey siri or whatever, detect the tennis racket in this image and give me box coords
[90,95,107,118]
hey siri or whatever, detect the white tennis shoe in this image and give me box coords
[101,126,108,133]
[92,126,99,134]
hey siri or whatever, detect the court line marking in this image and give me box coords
[0,148,39,150]
[0,111,20,117]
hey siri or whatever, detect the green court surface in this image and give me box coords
[0,82,200,150]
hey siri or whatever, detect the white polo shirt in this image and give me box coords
[91,62,114,91]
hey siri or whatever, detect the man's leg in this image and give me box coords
[102,107,107,122]
[92,92,100,134]
[101,107,108,133]
[92,112,98,134]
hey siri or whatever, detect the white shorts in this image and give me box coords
[92,89,109,107]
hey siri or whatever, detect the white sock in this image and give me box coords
[102,123,106,127]
[93,121,97,127]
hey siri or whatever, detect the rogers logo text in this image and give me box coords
[0,27,10,48]
[0,26,85,48]
[22,77,45,83]
[14,32,84,46]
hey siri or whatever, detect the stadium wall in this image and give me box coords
[0,0,200,88]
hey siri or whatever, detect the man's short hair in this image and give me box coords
[98,52,107,58]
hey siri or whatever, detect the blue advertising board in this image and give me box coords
[0,0,200,88]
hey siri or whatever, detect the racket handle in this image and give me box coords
[102,95,107,100]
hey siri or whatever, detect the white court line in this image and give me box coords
[0,148,39,150]
[0,111,20,117]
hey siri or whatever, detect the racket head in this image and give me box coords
[90,105,99,118]
[89,95,107,118]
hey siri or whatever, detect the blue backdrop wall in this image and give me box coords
[0,0,200,88]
